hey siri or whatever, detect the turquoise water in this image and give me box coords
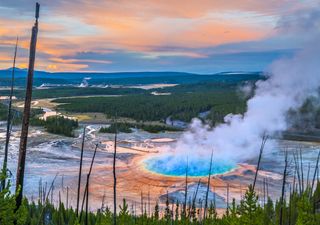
[144,154,236,177]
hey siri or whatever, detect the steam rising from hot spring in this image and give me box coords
[168,41,320,164]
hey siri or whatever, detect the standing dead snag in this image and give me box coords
[15,2,40,208]
[80,144,99,220]
[279,151,288,225]
[113,119,118,225]
[1,37,18,191]
[299,148,304,192]
[76,127,86,216]
[203,150,213,221]
[311,150,320,194]
[183,157,188,219]
[253,135,268,190]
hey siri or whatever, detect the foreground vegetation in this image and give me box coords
[1,177,320,225]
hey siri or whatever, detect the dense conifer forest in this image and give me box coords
[55,90,247,123]
[99,122,182,133]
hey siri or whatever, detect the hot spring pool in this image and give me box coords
[144,154,236,177]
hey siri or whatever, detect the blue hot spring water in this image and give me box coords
[144,154,236,177]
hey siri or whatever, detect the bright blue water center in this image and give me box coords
[144,154,236,177]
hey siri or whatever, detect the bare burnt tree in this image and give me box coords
[1,37,18,190]
[293,151,302,194]
[203,150,213,221]
[16,3,40,208]
[279,151,289,225]
[311,150,320,194]
[253,135,268,190]
[299,148,304,192]
[183,157,189,219]
[80,144,99,220]
[76,127,86,216]
[113,118,118,225]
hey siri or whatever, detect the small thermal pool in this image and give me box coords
[144,154,236,177]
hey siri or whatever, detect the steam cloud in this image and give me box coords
[168,7,320,164]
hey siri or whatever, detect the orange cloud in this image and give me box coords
[0,0,315,71]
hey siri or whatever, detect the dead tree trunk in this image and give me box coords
[253,135,268,190]
[299,148,304,192]
[85,173,89,225]
[15,3,40,208]
[76,127,86,216]
[113,120,118,225]
[311,150,320,193]
[183,157,188,219]
[203,150,213,221]
[66,186,69,209]
[80,144,99,219]
[1,37,18,190]
[279,151,288,225]
[226,183,230,215]
[293,152,302,195]
[141,191,144,215]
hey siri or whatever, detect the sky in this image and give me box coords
[0,0,319,73]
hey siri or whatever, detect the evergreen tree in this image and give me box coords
[164,193,171,223]
[154,202,159,221]
[119,199,130,225]
[237,184,263,225]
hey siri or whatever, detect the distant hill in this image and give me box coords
[0,68,263,87]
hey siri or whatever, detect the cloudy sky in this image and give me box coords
[0,0,319,73]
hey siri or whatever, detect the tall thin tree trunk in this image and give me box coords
[15,3,40,208]
[266,178,269,198]
[66,186,69,209]
[306,162,310,188]
[141,191,144,215]
[299,148,304,192]
[293,152,302,194]
[80,144,98,219]
[189,179,201,220]
[85,173,89,225]
[288,184,292,225]
[1,37,18,190]
[263,178,266,206]
[279,151,288,225]
[80,144,99,217]
[148,188,151,217]
[311,150,320,193]
[183,157,188,218]
[203,150,213,221]
[226,183,229,215]
[253,135,268,190]
[113,120,118,225]
[76,127,86,216]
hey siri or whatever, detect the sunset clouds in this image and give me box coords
[0,0,318,72]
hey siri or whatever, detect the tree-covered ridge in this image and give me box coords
[99,122,182,134]
[0,69,263,87]
[54,91,247,123]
